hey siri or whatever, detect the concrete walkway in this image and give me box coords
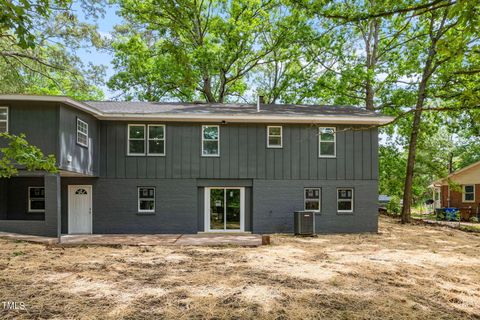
[0,232,264,247]
[0,231,57,245]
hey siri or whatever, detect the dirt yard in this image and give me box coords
[1,216,479,320]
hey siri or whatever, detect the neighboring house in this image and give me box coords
[0,95,391,237]
[432,160,480,220]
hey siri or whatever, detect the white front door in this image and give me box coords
[68,185,92,234]
[205,187,245,232]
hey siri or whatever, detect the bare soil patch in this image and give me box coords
[1,216,479,319]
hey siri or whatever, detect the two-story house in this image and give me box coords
[0,95,392,237]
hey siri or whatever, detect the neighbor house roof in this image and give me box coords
[432,160,480,186]
[0,94,393,124]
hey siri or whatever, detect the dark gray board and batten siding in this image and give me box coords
[0,101,58,156]
[0,101,99,176]
[58,105,99,176]
[99,122,378,181]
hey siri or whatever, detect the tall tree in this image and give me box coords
[0,0,106,99]
[399,1,480,222]
[109,0,307,102]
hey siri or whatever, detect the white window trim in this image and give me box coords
[138,187,156,213]
[337,188,354,213]
[127,124,146,156]
[462,184,475,203]
[147,124,166,156]
[202,125,220,157]
[319,126,336,158]
[304,188,321,212]
[267,126,283,148]
[0,106,8,133]
[28,187,45,213]
[76,118,89,148]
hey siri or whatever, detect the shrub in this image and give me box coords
[470,216,479,223]
[387,196,401,215]
[436,209,445,221]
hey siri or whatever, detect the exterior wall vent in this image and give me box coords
[257,95,265,112]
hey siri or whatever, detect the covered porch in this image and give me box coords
[0,172,61,237]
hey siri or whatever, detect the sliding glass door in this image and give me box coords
[206,187,244,232]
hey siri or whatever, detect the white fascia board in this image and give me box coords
[96,113,394,125]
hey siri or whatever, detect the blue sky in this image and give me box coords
[74,3,122,99]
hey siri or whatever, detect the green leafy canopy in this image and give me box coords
[0,133,57,178]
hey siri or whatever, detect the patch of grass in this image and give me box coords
[459,224,480,233]
[12,251,26,256]
[411,212,436,220]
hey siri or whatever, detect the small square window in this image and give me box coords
[28,187,45,213]
[267,126,282,148]
[138,187,155,213]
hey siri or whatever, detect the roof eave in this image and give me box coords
[95,113,393,124]
[0,94,102,117]
[0,94,394,124]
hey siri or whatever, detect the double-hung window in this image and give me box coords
[267,126,282,148]
[202,125,220,156]
[463,185,475,202]
[304,188,321,211]
[147,125,165,155]
[138,187,155,213]
[319,127,336,157]
[128,124,146,155]
[28,187,45,213]
[0,106,8,133]
[337,188,354,213]
[77,118,88,147]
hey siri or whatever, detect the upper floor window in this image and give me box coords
[267,126,282,148]
[148,125,165,156]
[463,185,475,202]
[319,127,336,158]
[337,188,353,213]
[28,187,45,213]
[128,124,146,155]
[0,106,8,133]
[202,125,219,156]
[304,188,321,212]
[76,118,88,147]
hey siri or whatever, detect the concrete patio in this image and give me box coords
[0,231,264,247]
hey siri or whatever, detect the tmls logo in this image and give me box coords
[3,301,27,311]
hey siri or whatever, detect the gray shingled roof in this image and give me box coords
[0,95,393,123]
[83,101,378,117]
